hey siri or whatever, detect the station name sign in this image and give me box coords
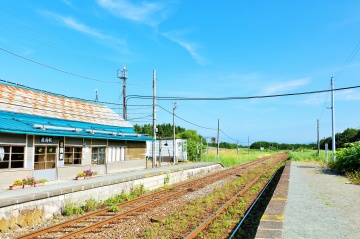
[40,136,53,143]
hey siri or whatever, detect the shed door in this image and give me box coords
[33,146,57,181]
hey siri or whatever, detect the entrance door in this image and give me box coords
[33,145,57,181]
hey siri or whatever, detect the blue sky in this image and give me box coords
[1,0,360,145]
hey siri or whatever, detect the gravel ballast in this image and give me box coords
[283,161,360,239]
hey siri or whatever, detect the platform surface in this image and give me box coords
[0,161,219,208]
[256,161,360,239]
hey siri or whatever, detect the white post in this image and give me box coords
[331,77,336,161]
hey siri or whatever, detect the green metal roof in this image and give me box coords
[0,111,153,142]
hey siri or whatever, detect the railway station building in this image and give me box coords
[0,81,152,189]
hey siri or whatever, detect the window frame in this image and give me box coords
[0,144,25,170]
[64,146,82,165]
[34,145,57,170]
[91,146,106,165]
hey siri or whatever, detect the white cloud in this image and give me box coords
[261,78,311,95]
[62,0,73,7]
[336,89,360,101]
[162,30,208,65]
[300,93,330,105]
[41,11,126,46]
[97,0,168,26]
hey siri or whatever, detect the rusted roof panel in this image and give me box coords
[0,82,132,128]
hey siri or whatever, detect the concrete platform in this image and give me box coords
[0,161,223,233]
[255,160,360,239]
[0,162,220,208]
[255,161,290,239]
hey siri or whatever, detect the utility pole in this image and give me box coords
[217,119,220,156]
[200,138,203,161]
[236,140,239,155]
[173,102,178,164]
[331,77,336,161]
[317,119,320,155]
[117,66,128,120]
[248,136,250,156]
[152,70,157,168]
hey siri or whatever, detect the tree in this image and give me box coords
[177,130,204,160]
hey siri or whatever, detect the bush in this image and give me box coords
[109,205,120,212]
[330,142,360,173]
[346,171,360,185]
[83,198,99,212]
[63,202,84,216]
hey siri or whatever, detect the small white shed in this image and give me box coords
[146,138,187,163]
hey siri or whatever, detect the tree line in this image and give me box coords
[134,124,360,159]
[320,128,360,150]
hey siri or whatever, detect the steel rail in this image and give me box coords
[228,161,284,238]
[184,155,286,239]
[17,156,273,239]
[59,158,273,239]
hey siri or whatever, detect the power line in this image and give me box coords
[126,84,360,101]
[220,129,238,142]
[0,47,119,83]
[318,82,331,120]
[157,104,217,130]
[334,40,360,80]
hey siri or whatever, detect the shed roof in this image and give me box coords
[0,111,150,141]
[0,81,132,128]
[0,81,152,141]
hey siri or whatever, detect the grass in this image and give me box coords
[345,171,360,185]
[62,184,147,216]
[140,159,284,238]
[288,149,328,163]
[200,148,273,167]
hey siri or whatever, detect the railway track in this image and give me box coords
[184,153,288,238]
[17,154,286,239]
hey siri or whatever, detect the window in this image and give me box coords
[0,145,25,169]
[64,147,82,165]
[92,147,106,165]
[34,146,56,170]
[107,146,124,162]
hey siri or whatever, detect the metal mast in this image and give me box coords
[117,66,128,120]
[173,102,178,164]
[152,70,157,168]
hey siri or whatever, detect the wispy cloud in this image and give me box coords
[337,89,360,101]
[300,93,329,105]
[62,0,73,7]
[163,30,208,65]
[97,0,168,26]
[261,78,311,95]
[41,11,126,46]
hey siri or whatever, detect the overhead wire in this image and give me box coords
[334,39,360,80]
[1,78,360,140]
[318,82,331,120]
[220,129,238,142]
[0,47,119,83]
[126,85,360,101]
[157,104,217,130]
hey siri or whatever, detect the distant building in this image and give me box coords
[0,81,152,189]
[146,138,187,163]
